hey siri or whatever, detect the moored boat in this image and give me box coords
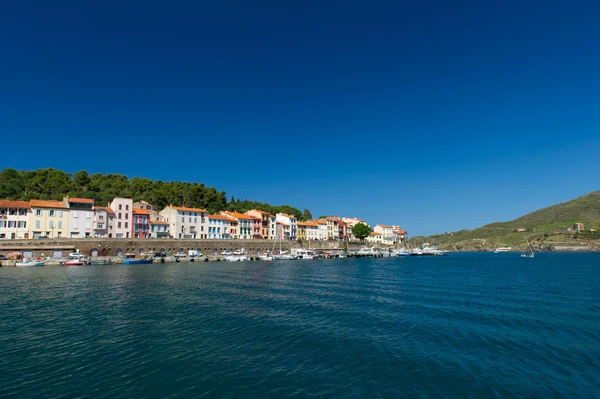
[494,247,512,253]
[16,259,46,267]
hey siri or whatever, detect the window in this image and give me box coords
[118,222,122,228]
[8,221,16,228]
[99,215,104,220]
[57,232,61,237]
[9,208,16,215]
[125,213,129,220]
[189,217,192,223]
[58,221,62,229]
[19,209,26,216]
[35,220,40,229]
[35,209,42,216]
[118,213,122,219]
[181,217,185,223]
[119,204,122,210]
[18,221,26,228]
[49,221,54,229]
[0,221,5,228]
[49,210,55,217]
[126,205,129,210]
[98,223,104,228]
[194,218,197,223]
[58,210,63,217]
[125,222,128,228]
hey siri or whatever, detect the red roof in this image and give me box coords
[68,198,94,204]
[0,200,30,209]
[132,208,150,215]
[209,214,232,221]
[30,200,67,209]
[171,206,208,213]
[96,206,115,215]
[150,220,168,225]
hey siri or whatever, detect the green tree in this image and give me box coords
[352,223,372,241]
[303,209,312,221]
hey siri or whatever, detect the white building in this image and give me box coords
[342,217,369,241]
[374,224,395,245]
[0,200,30,239]
[208,214,231,239]
[63,197,94,238]
[366,232,383,244]
[93,207,116,238]
[159,205,208,239]
[269,215,277,239]
[276,213,297,240]
[304,221,319,240]
[315,220,328,241]
[149,221,170,238]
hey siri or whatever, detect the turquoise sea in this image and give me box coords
[1,253,599,398]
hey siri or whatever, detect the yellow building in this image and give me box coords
[297,221,308,240]
[29,200,69,239]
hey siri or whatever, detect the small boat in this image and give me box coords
[63,260,86,266]
[16,259,46,267]
[123,257,154,265]
[258,254,274,261]
[396,249,416,256]
[61,253,88,266]
[88,259,115,265]
[224,255,249,262]
[494,247,512,253]
[273,253,296,260]
[521,237,535,258]
[292,249,319,259]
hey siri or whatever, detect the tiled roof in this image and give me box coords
[278,213,296,219]
[68,198,94,204]
[370,232,382,235]
[171,206,208,213]
[0,200,30,209]
[222,211,253,220]
[132,208,150,215]
[150,220,169,225]
[30,200,67,209]
[396,230,407,234]
[376,224,393,229]
[209,214,232,221]
[95,206,115,215]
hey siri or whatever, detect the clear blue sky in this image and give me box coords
[1,1,599,236]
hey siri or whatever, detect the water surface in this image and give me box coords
[1,253,599,398]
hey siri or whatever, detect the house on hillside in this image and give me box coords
[517,227,527,232]
[573,223,584,232]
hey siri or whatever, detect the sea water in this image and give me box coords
[1,253,599,398]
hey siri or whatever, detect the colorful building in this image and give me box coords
[0,200,30,239]
[132,208,151,238]
[276,213,297,240]
[29,200,69,239]
[93,207,116,237]
[245,209,270,238]
[159,205,209,239]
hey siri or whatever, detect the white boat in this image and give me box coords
[221,249,233,256]
[395,249,415,256]
[16,259,46,267]
[420,246,448,256]
[224,255,249,262]
[356,246,379,256]
[521,237,535,258]
[494,247,512,253]
[273,252,296,260]
[258,254,274,261]
[292,249,318,259]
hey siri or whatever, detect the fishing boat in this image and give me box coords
[61,253,88,266]
[16,259,46,267]
[223,255,249,262]
[521,237,535,258]
[292,249,318,259]
[123,256,154,265]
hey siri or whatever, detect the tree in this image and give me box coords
[352,223,372,241]
[303,209,312,221]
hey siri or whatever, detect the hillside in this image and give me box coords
[0,168,306,219]
[413,190,600,251]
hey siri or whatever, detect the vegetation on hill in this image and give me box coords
[0,168,305,219]
[411,190,600,250]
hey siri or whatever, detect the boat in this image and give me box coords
[292,249,318,259]
[223,255,249,262]
[395,249,416,256]
[88,258,116,265]
[419,246,448,256]
[356,246,379,256]
[16,259,46,267]
[272,228,296,260]
[61,253,88,266]
[122,258,154,265]
[494,247,512,253]
[521,237,535,258]
[258,254,274,261]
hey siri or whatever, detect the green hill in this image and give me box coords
[412,190,600,250]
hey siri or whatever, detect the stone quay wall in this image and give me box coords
[0,238,380,258]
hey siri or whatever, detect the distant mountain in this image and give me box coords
[414,190,600,250]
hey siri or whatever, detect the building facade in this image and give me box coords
[149,221,170,238]
[132,208,150,238]
[208,214,232,239]
[93,207,115,237]
[159,205,208,239]
[0,200,30,239]
[245,209,270,239]
[29,200,69,239]
[276,213,297,240]
[109,198,133,238]
[63,197,94,238]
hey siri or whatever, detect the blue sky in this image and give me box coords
[1,1,599,236]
